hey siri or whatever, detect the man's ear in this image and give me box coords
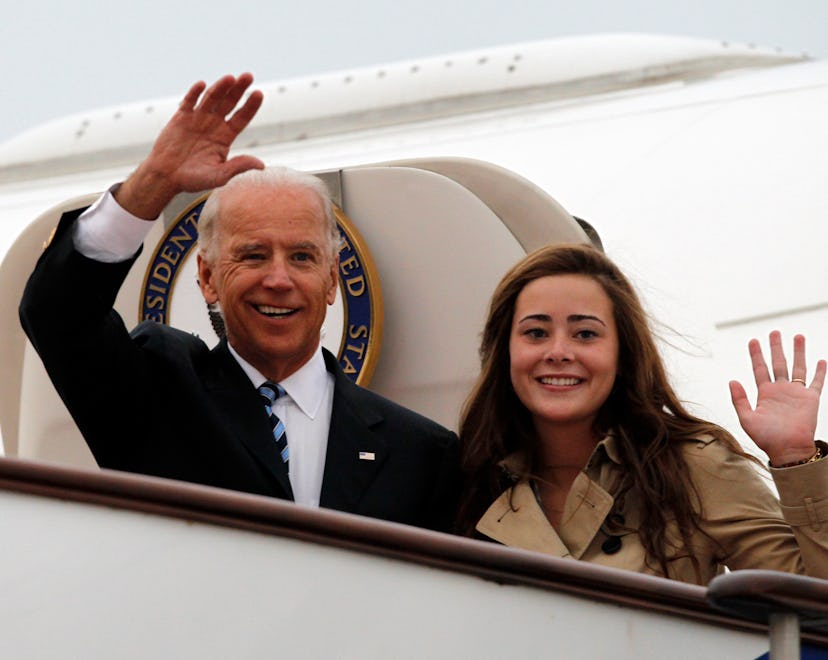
[326,256,339,305]
[197,253,218,304]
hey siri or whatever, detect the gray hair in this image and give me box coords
[198,166,339,263]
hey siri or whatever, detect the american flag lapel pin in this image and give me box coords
[359,451,376,461]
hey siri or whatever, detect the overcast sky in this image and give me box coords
[1,0,825,143]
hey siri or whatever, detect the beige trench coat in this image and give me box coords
[476,436,828,585]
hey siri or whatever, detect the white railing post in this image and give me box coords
[768,611,800,660]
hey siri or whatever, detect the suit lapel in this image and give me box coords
[204,340,293,499]
[319,351,388,513]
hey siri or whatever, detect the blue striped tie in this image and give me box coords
[258,382,289,466]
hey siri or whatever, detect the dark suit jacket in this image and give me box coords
[19,208,460,532]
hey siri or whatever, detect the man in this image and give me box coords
[19,74,459,532]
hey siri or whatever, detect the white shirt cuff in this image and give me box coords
[74,185,157,263]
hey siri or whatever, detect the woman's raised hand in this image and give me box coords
[729,331,825,466]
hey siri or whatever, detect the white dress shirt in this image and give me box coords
[228,343,334,507]
[73,189,334,506]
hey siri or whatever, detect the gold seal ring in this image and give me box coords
[791,378,807,385]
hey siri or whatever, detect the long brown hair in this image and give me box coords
[457,243,745,576]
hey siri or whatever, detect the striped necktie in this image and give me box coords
[258,382,289,465]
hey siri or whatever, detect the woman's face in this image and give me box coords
[509,274,619,432]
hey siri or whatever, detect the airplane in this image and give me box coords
[0,33,826,657]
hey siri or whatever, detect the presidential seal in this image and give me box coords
[139,195,383,386]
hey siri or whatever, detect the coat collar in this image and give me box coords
[480,434,621,559]
[477,477,615,560]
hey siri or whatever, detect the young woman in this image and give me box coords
[457,244,827,584]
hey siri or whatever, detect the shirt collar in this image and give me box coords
[226,342,329,419]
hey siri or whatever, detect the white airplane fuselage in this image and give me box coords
[1,33,826,458]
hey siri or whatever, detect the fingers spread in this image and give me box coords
[190,74,261,131]
[197,74,241,114]
[216,73,256,117]
[227,90,264,134]
[729,380,753,425]
[811,359,827,394]
[180,81,207,111]
[769,330,789,381]
[791,333,808,382]
[749,337,771,385]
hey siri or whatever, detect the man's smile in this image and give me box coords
[255,304,298,318]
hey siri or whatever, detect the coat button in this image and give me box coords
[601,536,622,554]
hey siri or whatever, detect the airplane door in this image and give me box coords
[5,158,586,465]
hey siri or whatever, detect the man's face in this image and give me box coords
[197,185,338,382]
